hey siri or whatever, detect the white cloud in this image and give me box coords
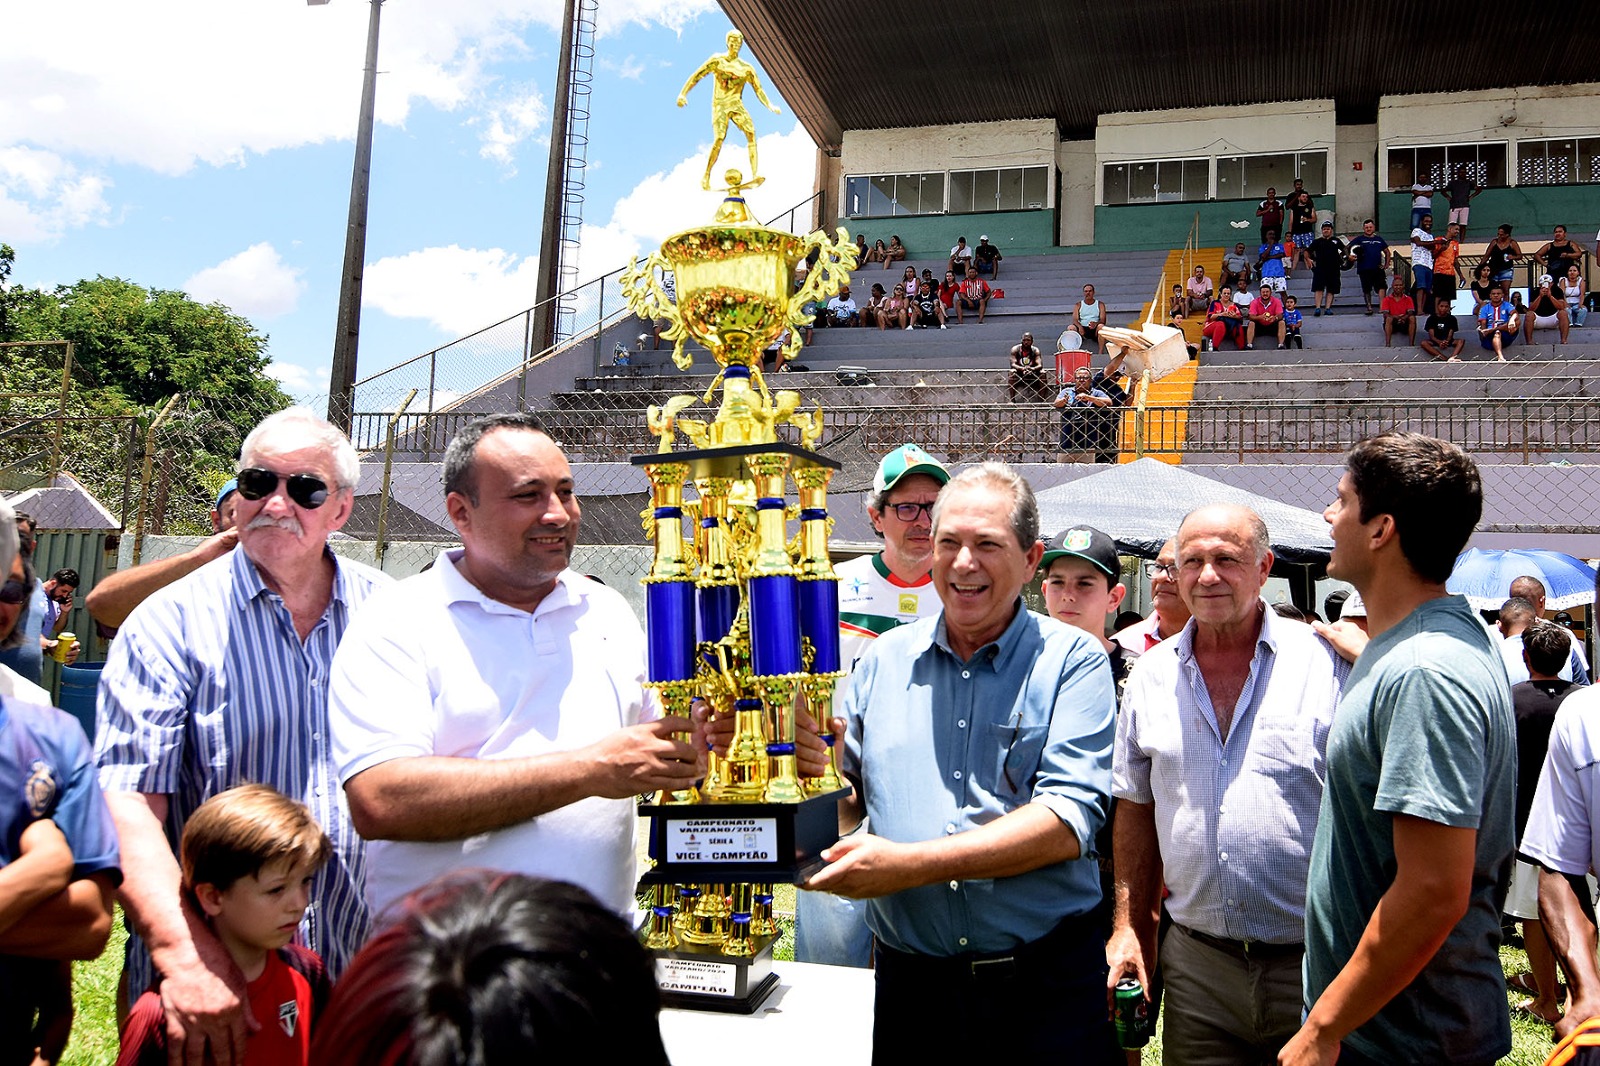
[361,123,816,340]
[0,146,112,242]
[185,243,307,320]
[599,54,647,81]
[363,244,545,336]
[478,87,550,168]
[268,360,327,399]
[0,0,717,181]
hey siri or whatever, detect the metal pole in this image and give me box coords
[374,389,416,568]
[326,0,384,433]
[531,0,580,355]
[131,395,180,566]
[47,340,73,481]
[518,310,531,412]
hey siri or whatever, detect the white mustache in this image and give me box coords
[247,515,304,536]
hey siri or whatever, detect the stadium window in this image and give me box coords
[845,172,944,217]
[1385,143,1508,190]
[1101,158,1207,204]
[1517,138,1600,186]
[1215,151,1328,199]
[949,165,1050,212]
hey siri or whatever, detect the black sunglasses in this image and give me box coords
[236,468,332,509]
[0,578,33,606]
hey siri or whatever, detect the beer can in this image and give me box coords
[1113,977,1150,1049]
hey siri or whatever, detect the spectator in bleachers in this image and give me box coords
[1256,187,1284,244]
[1167,284,1187,324]
[1475,284,1518,361]
[883,234,907,268]
[1256,230,1288,295]
[1408,177,1435,229]
[1068,283,1105,352]
[1200,286,1245,352]
[1308,220,1349,316]
[855,234,868,262]
[1282,294,1304,349]
[1185,264,1214,314]
[1485,224,1523,289]
[1245,283,1288,350]
[1233,284,1255,320]
[913,279,948,329]
[899,264,919,296]
[1470,262,1496,311]
[1008,332,1050,403]
[1053,366,1113,463]
[920,268,938,295]
[1560,263,1588,326]
[1444,166,1482,238]
[1347,218,1391,316]
[1432,222,1464,309]
[1510,289,1528,319]
[948,236,974,277]
[1221,242,1252,293]
[823,284,860,327]
[1421,296,1465,362]
[881,283,912,331]
[956,267,992,325]
[1381,275,1417,347]
[1534,225,1586,281]
[1524,275,1572,345]
[865,238,888,265]
[861,283,888,328]
[974,236,1002,277]
[938,270,960,317]
[1409,213,1437,315]
[1286,178,1318,274]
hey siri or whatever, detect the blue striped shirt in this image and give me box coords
[1114,606,1348,944]
[95,546,389,997]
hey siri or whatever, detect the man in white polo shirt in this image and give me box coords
[329,413,707,917]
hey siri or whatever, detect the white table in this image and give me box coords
[658,961,874,1066]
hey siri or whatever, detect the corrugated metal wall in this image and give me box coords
[33,530,116,696]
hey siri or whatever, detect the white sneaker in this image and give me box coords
[904,324,913,331]
[939,323,947,330]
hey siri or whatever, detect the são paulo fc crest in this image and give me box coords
[279,1000,299,1037]
[24,760,57,818]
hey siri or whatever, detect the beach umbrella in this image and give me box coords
[1446,548,1598,611]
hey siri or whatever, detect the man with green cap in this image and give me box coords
[793,443,949,968]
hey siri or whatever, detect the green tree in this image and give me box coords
[0,252,293,531]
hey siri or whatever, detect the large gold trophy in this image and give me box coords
[622,52,856,1013]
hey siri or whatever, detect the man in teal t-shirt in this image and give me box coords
[1282,432,1514,1066]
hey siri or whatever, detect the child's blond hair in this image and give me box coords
[181,783,330,900]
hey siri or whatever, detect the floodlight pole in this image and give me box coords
[531,0,580,357]
[322,0,384,432]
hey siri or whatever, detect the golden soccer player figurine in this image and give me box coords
[677,30,782,190]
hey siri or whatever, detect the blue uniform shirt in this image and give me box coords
[0,584,48,685]
[1,695,122,1058]
[841,602,1114,956]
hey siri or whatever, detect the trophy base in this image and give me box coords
[652,935,780,1014]
[639,787,850,884]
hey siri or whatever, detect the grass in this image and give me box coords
[58,906,1567,1065]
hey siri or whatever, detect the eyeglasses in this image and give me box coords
[886,501,935,522]
[236,468,332,509]
[0,578,33,606]
[1144,561,1179,580]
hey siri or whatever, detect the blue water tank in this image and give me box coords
[59,661,106,744]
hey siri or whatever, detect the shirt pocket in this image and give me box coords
[1251,721,1324,785]
[989,723,1050,798]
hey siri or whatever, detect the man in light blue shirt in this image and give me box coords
[807,462,1117,1063]
[1110,503,1347,1065]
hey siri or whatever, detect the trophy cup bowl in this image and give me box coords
[664,227,805,368]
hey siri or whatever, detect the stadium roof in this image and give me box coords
[720,0,1600,147]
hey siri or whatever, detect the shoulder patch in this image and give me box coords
[25,759,57,818]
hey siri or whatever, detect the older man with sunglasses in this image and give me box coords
[95,407,388,1066]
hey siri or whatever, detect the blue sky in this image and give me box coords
[1,0,816,406]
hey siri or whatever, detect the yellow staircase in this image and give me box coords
[1114,245,1222,464]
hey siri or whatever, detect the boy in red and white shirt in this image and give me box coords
[118,785,331,1066]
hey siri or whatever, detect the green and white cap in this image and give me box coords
[873,444,951,495]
